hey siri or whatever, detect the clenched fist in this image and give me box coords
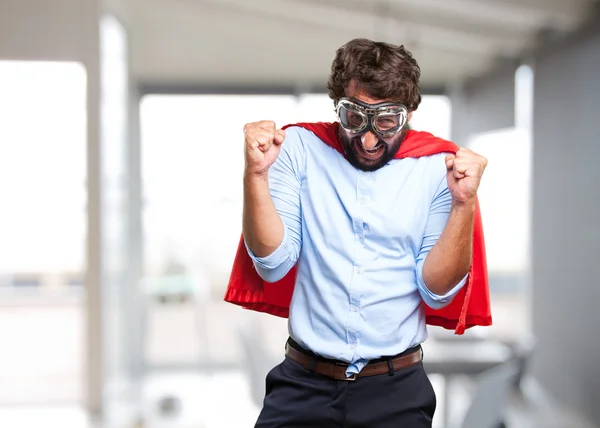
[244,120,286,177]
[445,147,488,205]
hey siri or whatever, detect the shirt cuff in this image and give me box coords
[245,227,292,270]
[416,259,468,309]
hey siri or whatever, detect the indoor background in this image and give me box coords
[0,0,599,427]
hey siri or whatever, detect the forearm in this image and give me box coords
[243,172,285,258]
[422,200,475,295]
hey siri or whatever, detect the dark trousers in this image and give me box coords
[255,342,437,428]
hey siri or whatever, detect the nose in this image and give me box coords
[362,131,378,150]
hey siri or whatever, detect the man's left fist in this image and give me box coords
[445,148,488,205]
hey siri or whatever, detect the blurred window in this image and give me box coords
[0,60,87,403]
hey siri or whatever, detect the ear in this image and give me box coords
[408,111,413,122]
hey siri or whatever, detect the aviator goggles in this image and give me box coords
[336,97,409,138]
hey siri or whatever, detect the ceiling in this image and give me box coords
[108,0,599,92]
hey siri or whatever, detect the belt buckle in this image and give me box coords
[340,373,357,381]
[333,361,357,381]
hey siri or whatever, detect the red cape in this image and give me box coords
[224,122,492,334]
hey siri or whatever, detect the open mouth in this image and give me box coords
[355,139,384,159]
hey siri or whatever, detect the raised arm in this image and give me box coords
[243,120,286,257]
[242,121,303,282]
[421,147,487,299]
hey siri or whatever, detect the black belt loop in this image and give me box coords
[387,359,395,376]
[309,357,318,372]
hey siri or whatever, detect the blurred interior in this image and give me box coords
[1,0,600,427]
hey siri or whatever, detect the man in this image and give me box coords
[237,38,488,427]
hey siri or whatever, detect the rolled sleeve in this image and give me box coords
[417,259,468,309]
[245,227,297,283]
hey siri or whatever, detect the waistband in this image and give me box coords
[285,337,423,381]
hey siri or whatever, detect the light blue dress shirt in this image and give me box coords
[247,126,467,376]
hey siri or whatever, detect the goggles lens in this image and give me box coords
[337,98,408,137]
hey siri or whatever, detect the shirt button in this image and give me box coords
[355,267,363,275]
[359,196,367,205]
[349,344,355,350]
[352,305,359,312]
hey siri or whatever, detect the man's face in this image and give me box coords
[338,85,412,172]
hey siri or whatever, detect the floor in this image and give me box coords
[1,290,595,428]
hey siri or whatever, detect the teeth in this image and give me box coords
[361,142,380,153]
[360,145,381,158]
[360,134,379,153]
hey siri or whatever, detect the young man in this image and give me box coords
[237,38,488,427]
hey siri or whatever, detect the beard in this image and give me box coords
[339,128,407,172]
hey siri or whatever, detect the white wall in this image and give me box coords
[531,22,600,425]
[450,63,516,146]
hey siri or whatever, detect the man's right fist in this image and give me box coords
[244,120,286,177]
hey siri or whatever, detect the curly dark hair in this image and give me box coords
[327,38,422,111]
